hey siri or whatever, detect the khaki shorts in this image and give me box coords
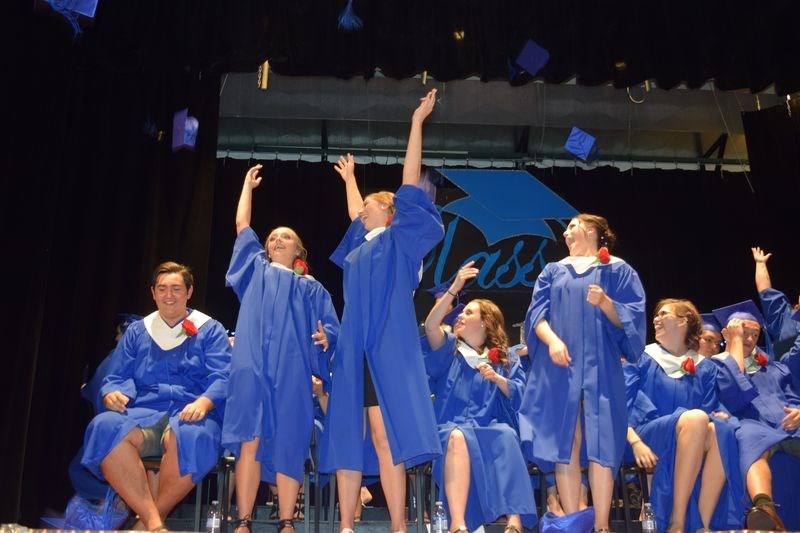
[769,437,800,460]
[138,415,170,457]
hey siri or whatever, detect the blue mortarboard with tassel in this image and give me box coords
[44,0,97,36]
[515,38,550,77]
[564,127,597,162]
[427,282,465,329]
[338,0,363,30]
[172,108,199,152]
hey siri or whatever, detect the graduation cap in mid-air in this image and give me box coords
[564,127,598,162]
[427,282,465,328]
[172,108,199,151]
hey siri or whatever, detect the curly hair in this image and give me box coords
[471,298,511,370]
[655,298,703,351]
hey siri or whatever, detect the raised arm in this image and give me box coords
[751,246,773,293]
[236,164,263,234]
[333,153,363,221]
[402,89,437,187]
[722,318,746,373]
[424,260,478,350]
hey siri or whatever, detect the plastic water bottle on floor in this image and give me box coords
[432,501,448,533]
[641,502,656,533]
[206,500,221,533]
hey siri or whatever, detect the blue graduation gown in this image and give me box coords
[320,185,444,472]
[624,347,744,532]
[759,288,800,347]
[221,227,340,483]
[81,313,232,483]
[519,258,646,471]
[423,333,537,530]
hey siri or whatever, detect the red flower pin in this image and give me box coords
[487,347,502,365]
[182,319,198,337]
[681,357,696,375]
[597,246,611,264]
[293,258,309,276]
[754,352,768,367]
[386,214,393,226]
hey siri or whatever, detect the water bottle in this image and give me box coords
[206,500,221,533]
[432,501,448,533]
[641,502,656,533]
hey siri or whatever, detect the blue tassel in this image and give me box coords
[338,0,363,31]
[46,0,83,36]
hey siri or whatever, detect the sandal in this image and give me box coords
[277,518,295,532]
[150,524,169,533]
[451,526,469,533]
[269,492,280,519]
[293,491,305,520]
[234,516,252,533]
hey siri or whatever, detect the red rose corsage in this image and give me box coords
[681,357,696,375]
[596,246,611,264]
[487,347,502,365]
[386,214,393,226]
[754,352,768,367]
[293,258,309,276]
[182,319,198,337]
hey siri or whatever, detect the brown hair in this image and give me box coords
[576,213,617,251]
[365,191,396,216]
[472,298,511,370]
[151,261,194,289]
[655,298,703,351]
[264,226,308,261]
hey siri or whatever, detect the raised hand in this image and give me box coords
[751,246,772,264]
[244,164,263,190]
[334,153,355,183]
[412,88,437,124]
[450,260,479,294]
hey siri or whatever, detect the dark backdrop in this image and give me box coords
[5,5,799,527]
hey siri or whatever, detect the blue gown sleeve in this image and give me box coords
[225,227,266,300]
[503,359,526,412]
[759,288,800,342]
[389,185,445,265]
[624,359,657,428]
[604,263,647,363]
[698,363,720,414]
[329,218,367,269]
[82,346,126,414]
[309,282,340,388]
[779,334,800,378]
[711,356,759,414]
[198,321,233,409]
[99,328,140,406]
[422,332,457,382]
[523,264,553,350]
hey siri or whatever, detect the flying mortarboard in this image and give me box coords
[564,127,597,162]
[700,313,722,333]
[172,108,199,151]
[426,281,464,301]
[515,38,550,77]
[443,303,465,329]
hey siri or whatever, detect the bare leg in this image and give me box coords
[337,469,362,531]
[745,451,773,500]
[545,486,564,516]
[153,429,197,521]
[554,416,583,514]
[587,462,614,531]
[698,422,725,528]
[276,472,301,521]
[443,429,470,528]
[368,406,407,532]
[233,439,261,531]
[100,428,162,530]
[669,410,708,533]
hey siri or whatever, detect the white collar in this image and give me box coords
[364,226,387,241]
[143,309,211,351]
[644,343,704,378]
[269,260,315,280]
[558,254,623,274]
[457,340,489,369]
